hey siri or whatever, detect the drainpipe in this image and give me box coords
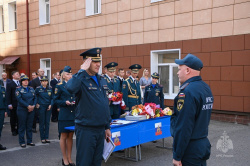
[26,0,30,77]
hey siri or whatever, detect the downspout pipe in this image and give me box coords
[26,0,30,77]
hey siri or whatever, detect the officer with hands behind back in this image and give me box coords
[0,85,7,150]
[171,54,213,166]
[66,48,111,166]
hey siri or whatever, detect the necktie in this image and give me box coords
[17,81,20,86]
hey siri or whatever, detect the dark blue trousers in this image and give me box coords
[0,110,5,138]
[38,105,51,140]
[75,124,105,166]
[182,138,211,166]
[17,108,35,145]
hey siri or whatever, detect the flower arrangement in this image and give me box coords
[108,92,126,110]
[129,103,172,119]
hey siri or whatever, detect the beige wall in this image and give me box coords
[0,0,250,56]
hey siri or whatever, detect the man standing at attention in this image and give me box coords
[171,54,213,166]
[66,48,111,166]
[122,64,142,112]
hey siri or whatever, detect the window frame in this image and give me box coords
[151,0,165,3]
[86,0,102,17]
[0,5,4,33]
[40,58,51,82]
[150,49,181,99]
[39,0,50,25]
[8,1,17,31]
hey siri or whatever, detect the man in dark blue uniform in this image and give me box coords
[50,72,60,122]
[143,72,164,109]
[104,62,121,119]
[171,54,213,166]
[66,48,111,166]
[122,64,142,112]
[0,85,7,150]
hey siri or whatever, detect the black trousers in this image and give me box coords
[32,108,39,129]
[10,107,18,133]
[51,105,58,121]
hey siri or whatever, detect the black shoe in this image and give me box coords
[27,143,35,146]
[152,141,157,143]
[51,119,58,122]
[12,131,18,136]
[32,128,37,133]
[41,140,46,144]
[69,163,75,166]
[45,140,50,143]
[62,159,70,166]
[20,144,26,148]
[0,144,6,150]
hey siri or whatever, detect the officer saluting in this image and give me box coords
[104,62,121,119]
[143,72,164,109]
[171,54,213,166]
[122,64,142,111]
[66,48,111,166]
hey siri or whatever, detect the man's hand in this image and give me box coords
[173,159,182,166]
[8,105,13,110]
[105,129,111,142]
[36,104,40,109]
[81,58,92,70]
[47,105,51,111]
[66,101,71,105]
[5,112,8,117]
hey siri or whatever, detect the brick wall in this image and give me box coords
[8,34,250,116]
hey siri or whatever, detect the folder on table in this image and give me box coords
[102,137,116,162]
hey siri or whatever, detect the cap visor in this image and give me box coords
[175,59,184,65]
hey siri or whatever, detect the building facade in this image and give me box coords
[0,0,250,124]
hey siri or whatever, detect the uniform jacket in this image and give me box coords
[50,78,59,93]
[6,80,20,107]
[35,85,53,106]
[143,83,164,109]
[15,86,37,108]
[122,76,142,111]
[0,86,7,110]
[53,81,75,121]
[30,77,41,90]
[65,69,111,129]
[104,75,121,93]
[170,76,213,161]
[0,78,11,87]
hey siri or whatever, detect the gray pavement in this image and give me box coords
[0,117,249,166]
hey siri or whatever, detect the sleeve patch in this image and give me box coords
[178,93,185,98]
[55,88,58,94]
[16,91,20,96]
[123,84,126,89]
[177,99,184,111]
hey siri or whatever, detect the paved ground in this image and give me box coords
[0,117,249,166]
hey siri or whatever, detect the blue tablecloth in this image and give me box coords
[65,116,171,151]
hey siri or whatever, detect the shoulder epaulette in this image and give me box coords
[125,78,129,81]
[180,83,189,90]
[57,82,62,85]
[158,84,163,88]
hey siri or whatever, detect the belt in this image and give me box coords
[128,95,139,99]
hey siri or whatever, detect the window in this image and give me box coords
[8,2,17,31]
[40,58,51,82]
[86,0,101,16]
[151,49,180,99]
[39,0,50,25]
[151,0,165,3]
[0,5,4,33]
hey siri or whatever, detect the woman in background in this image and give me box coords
[54,66,75,166]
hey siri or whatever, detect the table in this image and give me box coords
[65,116,171,161]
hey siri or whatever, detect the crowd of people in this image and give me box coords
[0,48,213,166]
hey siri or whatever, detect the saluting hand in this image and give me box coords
[81,57,92,70]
